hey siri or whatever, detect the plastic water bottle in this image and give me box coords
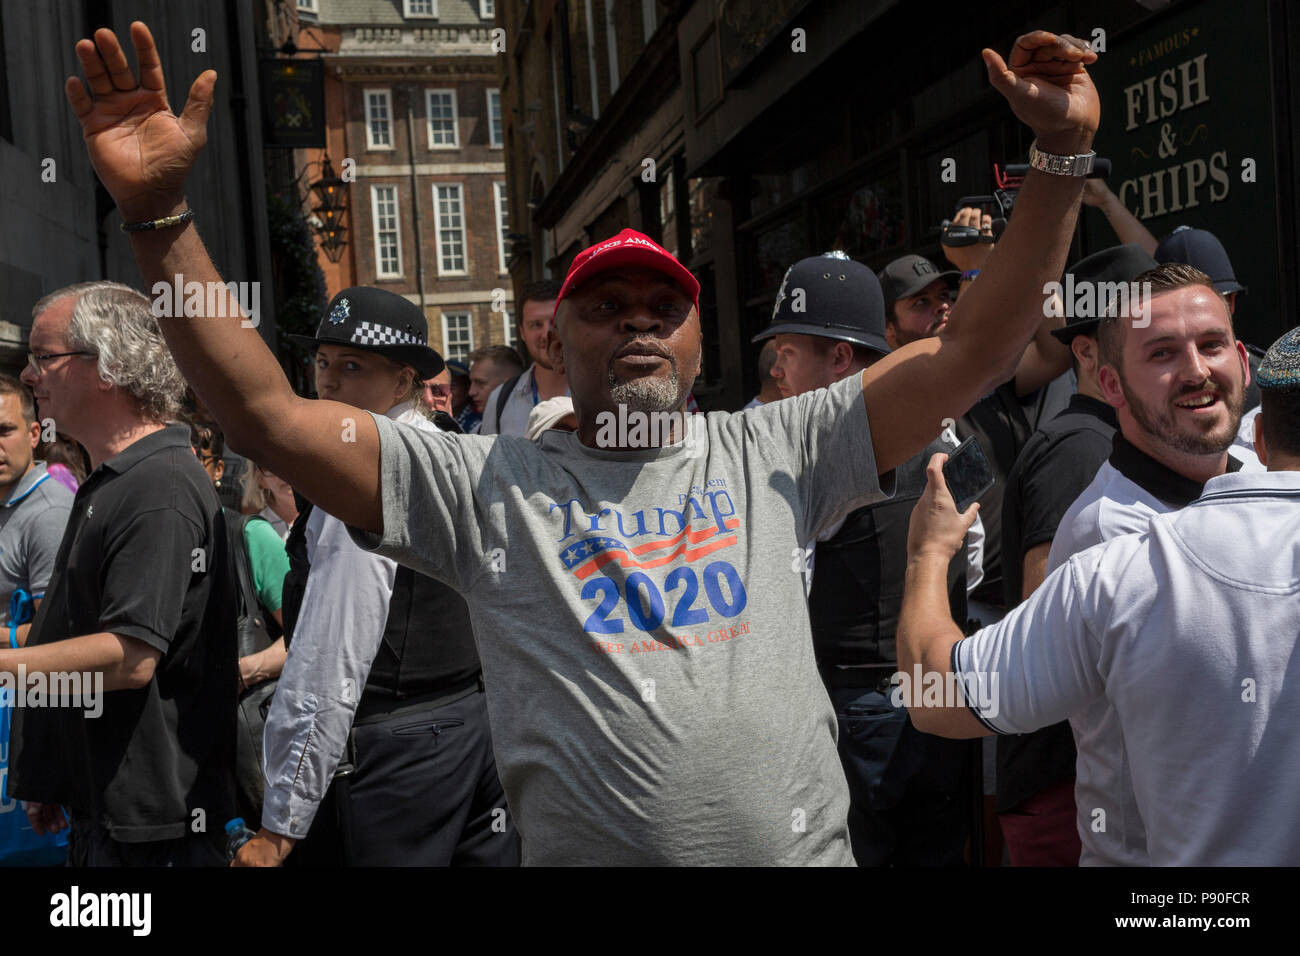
[225,817,257,861]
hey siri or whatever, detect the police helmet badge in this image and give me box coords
[772,263,796,320]
[329,298,351,325]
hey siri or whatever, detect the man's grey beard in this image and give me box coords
[607,366,682,414]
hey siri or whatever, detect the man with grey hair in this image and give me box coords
[5,281,238,866]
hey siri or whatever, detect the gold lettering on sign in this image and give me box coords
[1124,53,1209,131]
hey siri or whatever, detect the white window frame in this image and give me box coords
[493,181,509,275]
[370,185,403,279]
[432,182,468,276]
[502,312,517,349]
[479,0,496,19]
[297,0,318,12]
[486,89,503,149]
[426,89,459,149]
[404,0,438,18]
[441,312,474,362]
[364,88,393,151]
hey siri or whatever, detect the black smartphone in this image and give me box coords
[942,436,995,513]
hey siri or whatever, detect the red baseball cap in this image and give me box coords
[554,229,701,318]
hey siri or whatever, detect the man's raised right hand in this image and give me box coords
[66,21,215,222]
[982,30,1100,156]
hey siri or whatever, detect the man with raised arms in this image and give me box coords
[63,23,1099,865]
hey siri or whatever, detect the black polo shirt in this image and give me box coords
[959,381,1034,608]
[9,424,238,842]
[995,393,1117,814]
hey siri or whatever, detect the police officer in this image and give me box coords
[233,288,518,866]
[753,253,976,865]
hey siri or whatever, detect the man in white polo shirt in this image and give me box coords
[897,323,1300,865]
[1042,261,1249,865]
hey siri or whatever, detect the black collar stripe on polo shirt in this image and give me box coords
[952,643,1002,736]
[1063,393,1120,430]
[1109,433,1243,508]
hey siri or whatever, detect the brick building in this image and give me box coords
[495,0,722,401]
[294,0,514,363]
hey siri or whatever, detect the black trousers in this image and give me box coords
[292,688,519,867]
[828,684,972,866]
[66,819,227,867]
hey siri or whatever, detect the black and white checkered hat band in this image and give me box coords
[350,321,426,347]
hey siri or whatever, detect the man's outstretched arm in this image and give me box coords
[863,31,1100,476]
[65,23,382,531]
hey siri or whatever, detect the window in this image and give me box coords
[427,90,459,148]
[365,89,393,150]
[659,164,678,257]
[493,182,509,274]
[642,0,657,40]
[486,89,503,148]
[442,312,473,361]
[432,184,467,274]
[606,0,620,93]
[404,0,437,17]
[502,312,518,349]
[584,0,599,119]
[550,35,564,173]
[479,0,496,18]
[371,185,403,278]
[297,0,317,12]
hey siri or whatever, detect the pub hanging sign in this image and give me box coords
[260,58,325,148]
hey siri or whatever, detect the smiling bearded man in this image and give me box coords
[1041,260,1250,866]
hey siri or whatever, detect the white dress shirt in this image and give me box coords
[260,402,438,838]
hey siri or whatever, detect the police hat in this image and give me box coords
[750,252,892,355]
[1155,226,1246,296]
[1050,244,1160,344]
[288,287,445,380]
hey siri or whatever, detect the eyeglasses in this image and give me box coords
[27,351,96,375]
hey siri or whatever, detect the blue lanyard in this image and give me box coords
[530,368,540,407]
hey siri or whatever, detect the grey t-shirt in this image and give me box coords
[0,463,73,628]
[349,373,887,865]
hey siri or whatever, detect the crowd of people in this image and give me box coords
[0,21,1295,869]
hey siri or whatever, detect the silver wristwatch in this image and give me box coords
[1027,140,1096,176]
